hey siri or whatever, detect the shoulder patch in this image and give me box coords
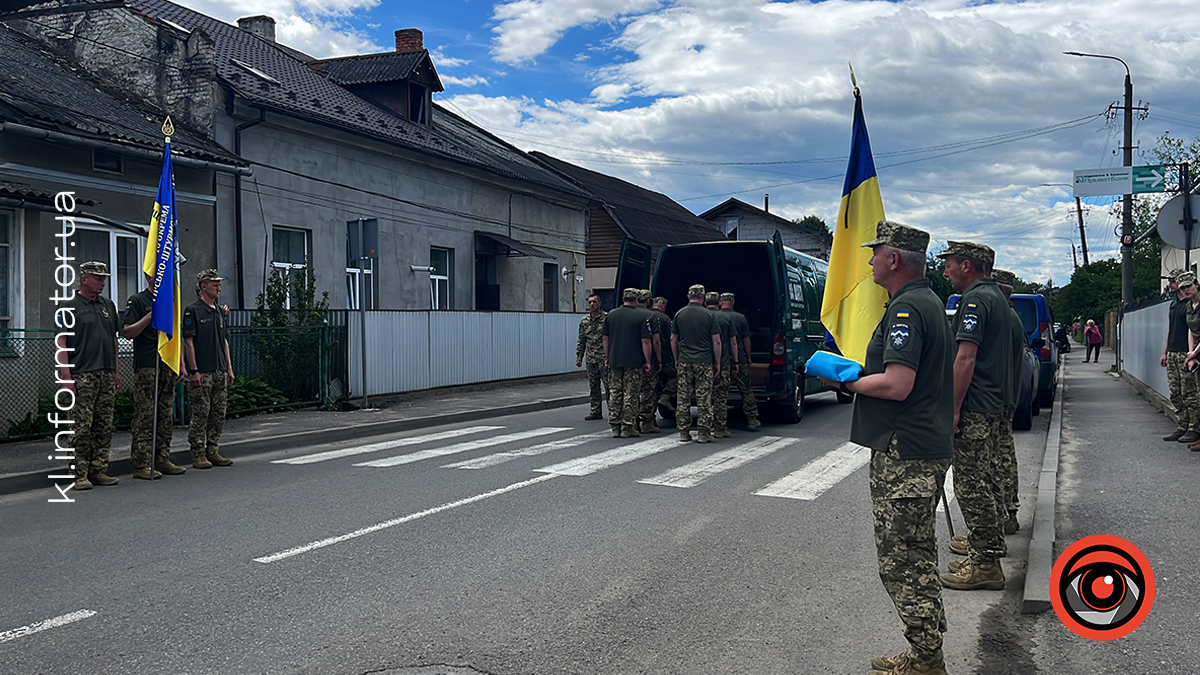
[889,323,910,350]
[962,314,979,333]
[895,311,910,318]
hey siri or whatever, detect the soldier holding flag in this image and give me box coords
[123,273,187,479]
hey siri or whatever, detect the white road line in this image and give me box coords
[255,474,558,564]
[0,610,97,644]
[754,441,870,501]
[272,426,504,465]
[937,466,956,512]
[442,431,611,469]
[639,436,797,489]
[535,436,680,476]
[354,427,572,468]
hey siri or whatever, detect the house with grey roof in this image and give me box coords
[7,0,592,313]
[699,197,831,261]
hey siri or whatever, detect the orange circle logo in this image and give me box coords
[1049,534,1154,640]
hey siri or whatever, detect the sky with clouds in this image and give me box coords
[179,0,1200,285]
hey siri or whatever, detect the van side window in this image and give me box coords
[789,278,804,304]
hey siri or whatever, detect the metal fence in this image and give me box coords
[346,310,583,397]
[1120,299,1170,397]
[1,324,347,442]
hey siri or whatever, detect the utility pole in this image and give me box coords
[1072,243,1079,270]
[1074,197,1090,266]
[1120,67,1134,306]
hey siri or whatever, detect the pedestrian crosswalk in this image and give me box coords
[276,425,879,501]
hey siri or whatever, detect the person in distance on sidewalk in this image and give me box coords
[822,221,954,675]
[576,294,608,421]
[1082,319,1103,363]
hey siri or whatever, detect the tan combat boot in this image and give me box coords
[658,394,675,413]
[207,452,233,467]
[746,418,761,431]
[640,421,660,434]
[678,431,692,442]
[584,412,603,421]
[74,476,93,491]
[868,651,947,675]
[941,559,1005,590]
[132,467,162,480]
[193,455,213,469]
[620,426,641,438]
[948,535,968,556]
[88,473,119,486]
[157,459,187,475]
[696,431,714,443]
[713,428,732,438]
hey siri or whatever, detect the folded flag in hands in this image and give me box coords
[804,351,864,383]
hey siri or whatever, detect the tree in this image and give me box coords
[792,215,833,240]
[250,261,332,402]
[925,254,954,304]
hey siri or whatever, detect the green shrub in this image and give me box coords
[6,395,55,439]
[226,376,288,414]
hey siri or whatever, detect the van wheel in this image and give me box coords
[778,380,805,424]
[1038,384,1055,408]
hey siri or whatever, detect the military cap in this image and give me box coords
[704,291,720,304]
[197,268,225,283]
[652,296,668,307]
[1167,268,1185,281]
[936,240,995,268]
[687,284,706,297]
[637,289,652,302]
[1178,271,1197,288]
[861,219,929,254]
[719,292,735,301]
[78,261,110,276]
[622,287,639,301]
[992,269,1016,286]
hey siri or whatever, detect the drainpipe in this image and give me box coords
[234,108,267,309]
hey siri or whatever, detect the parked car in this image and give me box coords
[947,292,1059,406]
[616,233,844,423]
[944,305,1040,429]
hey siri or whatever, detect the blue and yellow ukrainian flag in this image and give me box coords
[142,138,183,374]
[820,87,890,366]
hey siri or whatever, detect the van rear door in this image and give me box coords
[614,239,653,294]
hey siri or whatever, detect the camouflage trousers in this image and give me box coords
[733,366,759,421]
[586,360,608,416]
[73,370,116,478]
[130,362,177,470]
[607,367,643,433]
[188,371,228,458]
[995,405,1019,517]
[1166,351,1194,431]
[676,362,714,433]
[710,367,732,432]
[659,361,677,400]
[638,366,658,426]
[871,435,951,666]
[953,410,1007,563]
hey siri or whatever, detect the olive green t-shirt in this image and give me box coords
[850,278,954,460]
[953,278,1013,415]
[1003,304,1024,409]
[651,308,673,366]
[1167,297,1190,353]
[602,304,653,368]
[672,302,718,365]
[708,307,734,367]
[123,289,164,370]
[722,308,751,365]
[182,300,229,373]
[64,292,119,374]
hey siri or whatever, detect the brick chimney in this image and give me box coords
[395,28,423,53]
[238,15,276,43]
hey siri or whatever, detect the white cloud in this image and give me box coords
[442,74,492,88]
[490,0,663,64]
[177,0,382,57]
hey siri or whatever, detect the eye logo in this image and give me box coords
[1050,535,1154,640]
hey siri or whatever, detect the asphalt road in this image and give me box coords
[0,393,1050,675]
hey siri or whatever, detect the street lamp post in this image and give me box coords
[1064,51,1134,304]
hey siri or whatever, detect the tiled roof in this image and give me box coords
[310,51,442,90]
[531,152,725,248]
[0,24,243,165]
[698,197,832,241]
[123,0,587,199]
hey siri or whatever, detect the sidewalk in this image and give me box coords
[0,373,589,495]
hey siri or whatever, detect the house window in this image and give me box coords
[409,82,430,126]
[724,216,740,240]
[92,150,123,175]
[272,226,311,309]
[74,222,144,311]
[543,263,558,312]
[0,211,11,330]
[346,236,374,310]
[430,247,451,310]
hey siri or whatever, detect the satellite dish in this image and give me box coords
[1156,194,1200,250]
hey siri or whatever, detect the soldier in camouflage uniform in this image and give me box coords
[992,269,1022,534]
[835,221,954,675]
[1180,272,1200,452]
[576,294,608,420]
[672,285,721,443]
[1161,270,1195,442]
[651,296,676,416]
[720,292,760,430]
[57,261,122,491]
[123,272,188,480]
[602,288,654,438]
[637,289,663,433]
[183,269,235,469]
[938,241,1012,591]
[705,291,737,438]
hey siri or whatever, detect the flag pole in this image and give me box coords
[149,116,175,480]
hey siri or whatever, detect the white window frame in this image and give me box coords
[0,209,17,331]
[345,264,374,310]
[430,247,451,310]
[271,226,311,309]
[73,219,146,305]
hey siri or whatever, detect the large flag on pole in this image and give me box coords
[820,83,889,365]
[143,135,183,374]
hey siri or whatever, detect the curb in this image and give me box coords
[1021,359,1065,614]
[0,395,590,498]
